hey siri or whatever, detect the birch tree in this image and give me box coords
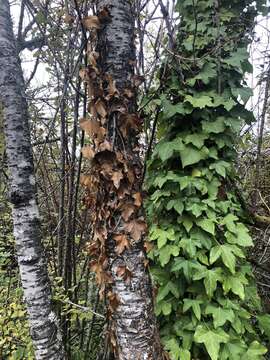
[78,0,163,358]
[0,1,65,358]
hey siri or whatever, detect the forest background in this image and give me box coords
[1,0,270,359]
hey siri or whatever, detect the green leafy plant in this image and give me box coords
[146,0,269,359]
[0,204,34,359]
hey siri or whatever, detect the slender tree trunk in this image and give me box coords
[84,1,163,359]
[0,1,65,359]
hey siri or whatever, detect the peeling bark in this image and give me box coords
[95,1,163,359]
[0,1,65,359]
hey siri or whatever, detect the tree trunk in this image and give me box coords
[82,1,163,359]
[0,1,65,359]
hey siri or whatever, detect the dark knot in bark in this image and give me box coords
[9,188,29,206]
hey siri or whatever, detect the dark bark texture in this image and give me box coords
[95,1,163,359]
[0,1,65,358]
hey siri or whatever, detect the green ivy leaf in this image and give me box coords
[150,227,175,249]
[191,227,212,250]
[205,305,235,328]
[197,219,215,235]
[187,63,216,86]
[223,47,249,70]
[162,302,172,315]
[182,216,193,233]
[179,349,191,360]
[202,117,225,134]
[179,238,201,257]
[185,95,213,109]
[210,245,236,274]
[180,146,208,168]
[167,200,184,215]
[172,257,204,282]
[209,161,231,178]
[157,280,180,303]
[222,275,246,300]
[221,214,238,233]
[154,138,184,162]
[164,338,191,360]
[228,223,253,247]
[159,245,180,266]
[231,86,253,104]
[244,341,267,359]
[257,314,270,340]
[161,96,189,120]
[183,299,203,320]
[194,325,229,360]
[184,133,208,148]
[194,268,223,297]
[220,341,246,360]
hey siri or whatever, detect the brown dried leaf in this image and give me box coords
[93,227,108,246]
[88,101,97,118]
[80,117,99,135]
[144,259,149,268]
[121,203,136,222]
[115,151,125,164]
[88,242,99,256]
[133,192,142,207]
[117,184,130,199]
[79,68,89,82]
[88,80,96,99]
[124,219,147,241]
[119,113,142,137]
[88,51,99,66]
[82,16,100,30]
[90,260,112,285]
[110,333,117,349]
[95,150,116,165]
[107,291,120,311]
[81,146,95,159]
[116,265,132,283]
[113,234,130,254]
[95,98,107,118]
[100,162,113,177]
[105,74,119,97]
[111,171,124,189]
[80,174,93,187]
[144,241,154,253]
[80,117,106,140]
[99,140,112,152]
[127,168,135,185]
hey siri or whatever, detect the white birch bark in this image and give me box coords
[0,1,65,358]
[97,1,163,359]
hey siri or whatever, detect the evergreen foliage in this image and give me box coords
[146,0,270,359]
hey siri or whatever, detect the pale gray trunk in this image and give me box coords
[0,1,65,359]
[97,1,163,359]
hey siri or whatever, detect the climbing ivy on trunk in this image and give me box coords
[146,0,270,359]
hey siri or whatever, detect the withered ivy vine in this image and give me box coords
[79,8,145,296]
[78,5,159,357]
[145,0,270,359]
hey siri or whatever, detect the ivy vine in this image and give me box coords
[145,0,270,359]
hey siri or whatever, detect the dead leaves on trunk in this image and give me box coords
[82,16,101,30]
[79,6,148,313]
[113,234,130,254]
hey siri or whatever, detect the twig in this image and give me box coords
[64,299,105,319]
